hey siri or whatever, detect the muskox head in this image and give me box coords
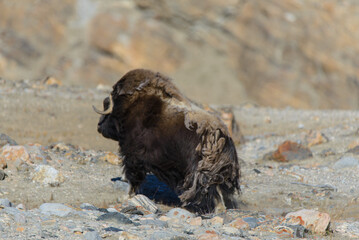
[93,95,119,141]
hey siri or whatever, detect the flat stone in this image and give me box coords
[140,219,168,228]
[3,207,26,224]
[128,194,158,213]
[84,231,102,240]
[333,156,359,169]
[221,226,241,236]
[39,203,75,217]
[166,208,195,221]
[104,227,123,232]
[97,212,134,225]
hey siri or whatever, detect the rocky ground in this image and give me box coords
[1,79,359,239]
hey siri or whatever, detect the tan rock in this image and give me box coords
[285,209,331,234]
[228,218,250,230]
[119,231,141,240]
[188,216,202,226]
[100,152,122,165]
[0,145,31,170]
[304,130,328,147]
[197,231,221,240]
[209,216,224,226]
[43,76,63,86]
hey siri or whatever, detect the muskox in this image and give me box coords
[93,69,241,213]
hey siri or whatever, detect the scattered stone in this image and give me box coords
[209,216,224,227]
[347,145,359,155]
[285,209,331,234]
[336,221,359,238]
[0,157,6,170]
[100,152,121,165]
[84,231,102,240]
[39,203,75,217]
[263,140,313,162]
[120,205,144,215]
[287,224,309,238]
[304,130,328,147]
[188,216,202,226]
[104,227,123,232]
[16,204,25,210]
[148,231,185,240]
[221,226,241,236]
[80,203,98,211]
[128,194,158,214]
[0,133,17,148]
[242,217,260,229]
[140,219,168,228]
[25,144,49,164]
[166,208,195,221]
[333,156,359,169]
[119,231,141,240]
[348,139,359,149]
[320,148,336,157]
[43,76,62,87]
[32,164,65,186]
[0,145,31,170]
[4,207,27,224]
[228,218,250,230]
[97,212,134,225]
[51,142,71,152]
[197,231,221,240]
[0,199,12,208]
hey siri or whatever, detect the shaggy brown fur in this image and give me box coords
[94,69,241,213]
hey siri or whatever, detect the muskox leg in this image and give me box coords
[122,157,147,198]
[214,185,226,213]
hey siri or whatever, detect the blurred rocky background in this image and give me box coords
[1,0,359,109]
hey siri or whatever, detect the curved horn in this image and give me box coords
[93,95,114,115]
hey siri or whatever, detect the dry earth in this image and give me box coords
[1,79,359,239]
